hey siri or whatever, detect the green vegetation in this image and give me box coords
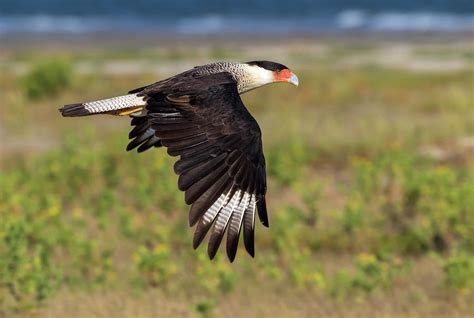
[441,252,474,290]
[19,59,73,100]
[0,40,473,317]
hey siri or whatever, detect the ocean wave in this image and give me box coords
[0,15,111,33]
[0,12,473,35]
[337,10,474,32]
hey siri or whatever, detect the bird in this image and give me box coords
[59,61,299,262]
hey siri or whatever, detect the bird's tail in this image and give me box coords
[59,94,147,117]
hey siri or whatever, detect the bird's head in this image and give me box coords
[239,60,299,93]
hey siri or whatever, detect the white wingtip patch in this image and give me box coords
[197,187,257,259]
[214,189,241,232]
[203,192,229,224]
[243,194,256,231]
[229,192,250,234]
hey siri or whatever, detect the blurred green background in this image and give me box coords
[0,28,473,318]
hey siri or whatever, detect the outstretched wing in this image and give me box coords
[141,72,268,262]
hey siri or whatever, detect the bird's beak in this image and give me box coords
[288,73,299,87]
[273,69,299,86]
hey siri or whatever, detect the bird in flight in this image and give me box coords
[59,61,299,261]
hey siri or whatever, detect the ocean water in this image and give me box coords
[0,0,473,35]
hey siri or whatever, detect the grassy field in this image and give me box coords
[1,36,473,317]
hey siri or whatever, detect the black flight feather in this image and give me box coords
[129,71,268,260]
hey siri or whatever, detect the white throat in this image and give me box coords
[238,64,274,94]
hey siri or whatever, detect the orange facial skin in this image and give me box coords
[272,69,293,82]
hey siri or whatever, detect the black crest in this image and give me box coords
[246,60,288,72]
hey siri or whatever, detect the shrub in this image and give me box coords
[194,253,239,294]
[193,299,217,318]
[287,249,326,289]
[328,253,410,298]
[442,252,474,291]
[0,219,61,311]
[267,137,313,186]
[20,59,73,100]
[133,244,176,287]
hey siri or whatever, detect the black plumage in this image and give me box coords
[127,116,162,152]
[247,60,288,72]
[130,71,268,261]
[60,60,299,262]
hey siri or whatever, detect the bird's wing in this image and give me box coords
[142,72,268,262]
[126,115,162,153]
[125,70,194,152]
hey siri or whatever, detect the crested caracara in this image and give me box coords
[60,61,299,261]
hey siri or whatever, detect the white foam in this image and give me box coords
[337,10,474,32]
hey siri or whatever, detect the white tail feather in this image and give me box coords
[83,94,146,113]
[60,94,147,117]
